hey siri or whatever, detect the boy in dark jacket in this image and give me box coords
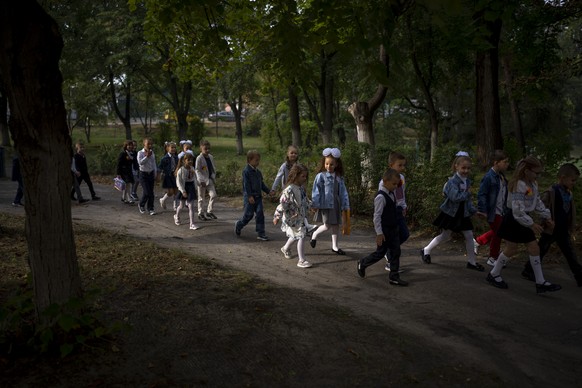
[522,163,582,287]
[357,169,408,286]
[234,150,274,241]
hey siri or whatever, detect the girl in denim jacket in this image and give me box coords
[421,155,485,271]
[488,156,561,293]
[310,148,350,255]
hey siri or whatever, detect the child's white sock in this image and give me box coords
[311,223,328,240]
[331,233,339,251]
[462,230,476,264]
[424,230,452,255]
[297,238,305,260]
[529,255,546,284]
[283,237,294,251]
[490,252,508,278]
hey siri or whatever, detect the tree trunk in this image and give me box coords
[288,85,302,147]
[230,96,245,155]
[0,90,10,147]
[475,17,503,170]
[108,70,132,140]
[0,0,83,323]
[267,85,283,147]
[501,55,526,157]
[323,74,334,145]
[349,45,389,147]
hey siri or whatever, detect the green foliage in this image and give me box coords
[189,116,205,146]
[0,286,125,358]
[91,144,120,175]
[245,113,263,137]
[156,121,175,146]
[215,160,242,197]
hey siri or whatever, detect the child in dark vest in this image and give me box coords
[357,169,408,286]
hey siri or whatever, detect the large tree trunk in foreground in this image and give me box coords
[0,0,82,323]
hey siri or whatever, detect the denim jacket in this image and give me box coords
[477,168,507,223]
[242,164,270,199]
[311,172,350,211]
[440,173,476,218]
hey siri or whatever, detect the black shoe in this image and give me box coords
[521,270,535,282]
[357,260,366,278]
[389,274,409,286]
[234,222,241,237]
[332,248,346,255]
[257,235,269,241]
[92,196,101,201]
[78,199,90,204]
[486,273,508,289]
[466,262,484,272]
[310,239,317,248]
[536,281,562,294]
[207,213,218,219]
[198,214,208,221]
[420,249,431,264]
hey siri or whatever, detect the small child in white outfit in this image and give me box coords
[174,153,199,230]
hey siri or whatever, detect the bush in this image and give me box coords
[215,160,242,197]
[91,144,119,175]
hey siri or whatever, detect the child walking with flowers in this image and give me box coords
[274,164,313,268]
[310,147,350,255]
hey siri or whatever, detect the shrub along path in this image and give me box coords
[1,178,581,386]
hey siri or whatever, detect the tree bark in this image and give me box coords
[0,89,10,147]
[501,55,526,157]
[229,96,245,155]
[475,16,503,169]
[349,45,389,147]
[0,0,83,323]
[288,85,302,147]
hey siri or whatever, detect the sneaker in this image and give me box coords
[138,205,146,214]
[466,262,485,272]
[357,260,366,278]
[486,273,508,289]
[198,214,208,221]
[190,224,200,230]
[207,213,218,220]
[473,238,480,255]
[257,235,269,241]
[486,257,497,266]
[11,202,23,207]
[280,247,292,259]
[521,270,535,282]
[79,199,90,204]
[297,260,312,268]
[420,249,431,264]
[159,198,167,210]
[128,200,135,204]
[234,222,241,237]
[130,194,138,201]
[310,239,317,248]
[149,210,156,216]
[92,196,101,201]
[536,281,562,294]
[389,274,409,286]
[174,215,180,226]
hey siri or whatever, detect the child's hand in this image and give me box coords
[376,234,385,246]
[201,182,206,188]
[273,218,279,226]
[182,191,187,197]
[269,190,275,196]
[249,196,255,205]
[531,223,544,235]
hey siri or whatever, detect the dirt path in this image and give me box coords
[1,178,581,386]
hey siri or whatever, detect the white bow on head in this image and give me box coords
[322,147,341,158]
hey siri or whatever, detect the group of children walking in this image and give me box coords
[112,137,581,292]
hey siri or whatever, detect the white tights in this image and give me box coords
[283,237,306,261]
[423,229,477,264]
[311,223,340,251]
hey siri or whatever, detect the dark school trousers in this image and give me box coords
[525,230,582,278]
[236,196,265,236]
[360,226,401,272]
[139,171,155,211]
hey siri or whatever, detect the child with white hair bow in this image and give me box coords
[310,148,351,255]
